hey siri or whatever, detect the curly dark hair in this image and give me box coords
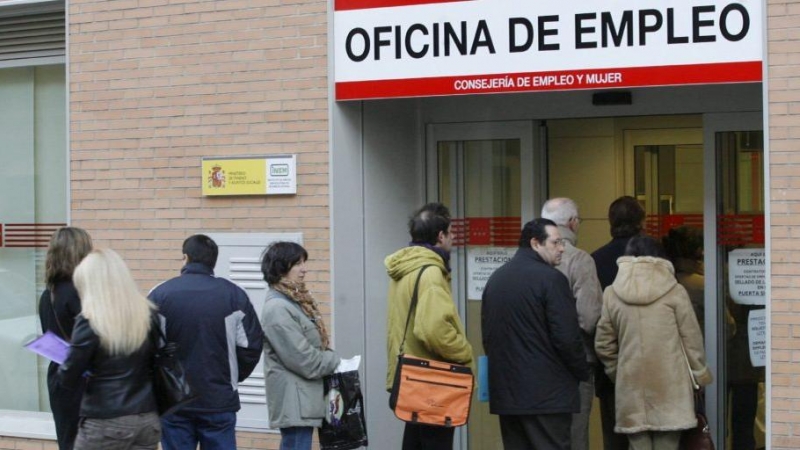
[261,242,308,285]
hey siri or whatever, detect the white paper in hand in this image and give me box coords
[335,355,361,373]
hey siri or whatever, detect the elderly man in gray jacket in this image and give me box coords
[542,198,604,450]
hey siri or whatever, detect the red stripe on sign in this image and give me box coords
[335,61,762,100]
[335,0,468,11]
[1,223,65,248]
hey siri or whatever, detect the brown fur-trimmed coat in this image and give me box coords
[595,256,712,434]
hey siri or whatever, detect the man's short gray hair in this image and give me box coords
[541,198,579,226]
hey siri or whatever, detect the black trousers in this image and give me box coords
[596,370,629,450]
[499,413,571,450]
[48,362,84,450]
[730,383,759,450]
[402,423,455,450]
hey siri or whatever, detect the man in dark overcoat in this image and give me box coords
[482,218,589,450]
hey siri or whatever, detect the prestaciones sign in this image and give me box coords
[333,0,763,100]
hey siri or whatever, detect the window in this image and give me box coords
[0,64,66,413]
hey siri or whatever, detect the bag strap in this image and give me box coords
[680,342,707,415]
[50,289,71,343]
[398,265,433,355]
[680,341,699,390]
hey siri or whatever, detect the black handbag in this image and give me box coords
[320,370,369,450]
[153,325,196,416]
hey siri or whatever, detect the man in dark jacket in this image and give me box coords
[590,196,645,450]
[482,218,589,450]
[148,234,264,450]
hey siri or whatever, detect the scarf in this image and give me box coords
[411,242,452,272]
[273,279,330,350]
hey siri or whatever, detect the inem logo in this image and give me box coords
[270,164,289,177]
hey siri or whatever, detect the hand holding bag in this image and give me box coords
[389,265,474,428]
[680,344,715,450]
[153,325,197,416]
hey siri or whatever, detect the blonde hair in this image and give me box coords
[73,249,155,356]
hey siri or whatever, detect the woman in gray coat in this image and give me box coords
[260,242,340,450]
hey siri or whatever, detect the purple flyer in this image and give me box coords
[24,331,70,365]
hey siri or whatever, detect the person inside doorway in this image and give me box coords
[541,198,602,450]
[595,235,712,450]
[591,195,645,450]
[663,226,705,331]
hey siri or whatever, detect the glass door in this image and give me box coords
[704,112,766,450]
[427,121,541,450]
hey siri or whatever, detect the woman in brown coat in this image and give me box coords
[595,235,712,450]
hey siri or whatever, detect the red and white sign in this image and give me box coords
[334,0,763,100]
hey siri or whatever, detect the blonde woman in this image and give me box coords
[57,249,161,450]
[38,227,93,450]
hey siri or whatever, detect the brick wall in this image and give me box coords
[69,0,330,292]
[768,0,800,449]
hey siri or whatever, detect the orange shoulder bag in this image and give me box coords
[389,265,474,428]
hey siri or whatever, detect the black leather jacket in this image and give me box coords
[57,313,159,419]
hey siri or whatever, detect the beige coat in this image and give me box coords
[555,225,603,362]
[595,256,712,434]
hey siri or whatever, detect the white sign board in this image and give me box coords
[266,155,297,195]
[467,247,515,300]
[728,248,766,305]
[334,0,763,100]
[747,309,766,367]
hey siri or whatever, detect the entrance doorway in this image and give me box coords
[428,121,539,449]
[428,113,765,449]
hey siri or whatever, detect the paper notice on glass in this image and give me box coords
[728,248,766,305]
[24,331,70,364]
[748,309,766,367]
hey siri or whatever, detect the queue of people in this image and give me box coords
[39,194,711,450]
[388,199,712,450]
[38,230,338,450]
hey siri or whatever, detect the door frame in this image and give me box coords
[425,120,542,449]
[426,121,542,220]
[425,120,542,317]
[702,111,766,448]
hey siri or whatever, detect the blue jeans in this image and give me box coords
[160,411,236,450]
[280,427,314,450]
